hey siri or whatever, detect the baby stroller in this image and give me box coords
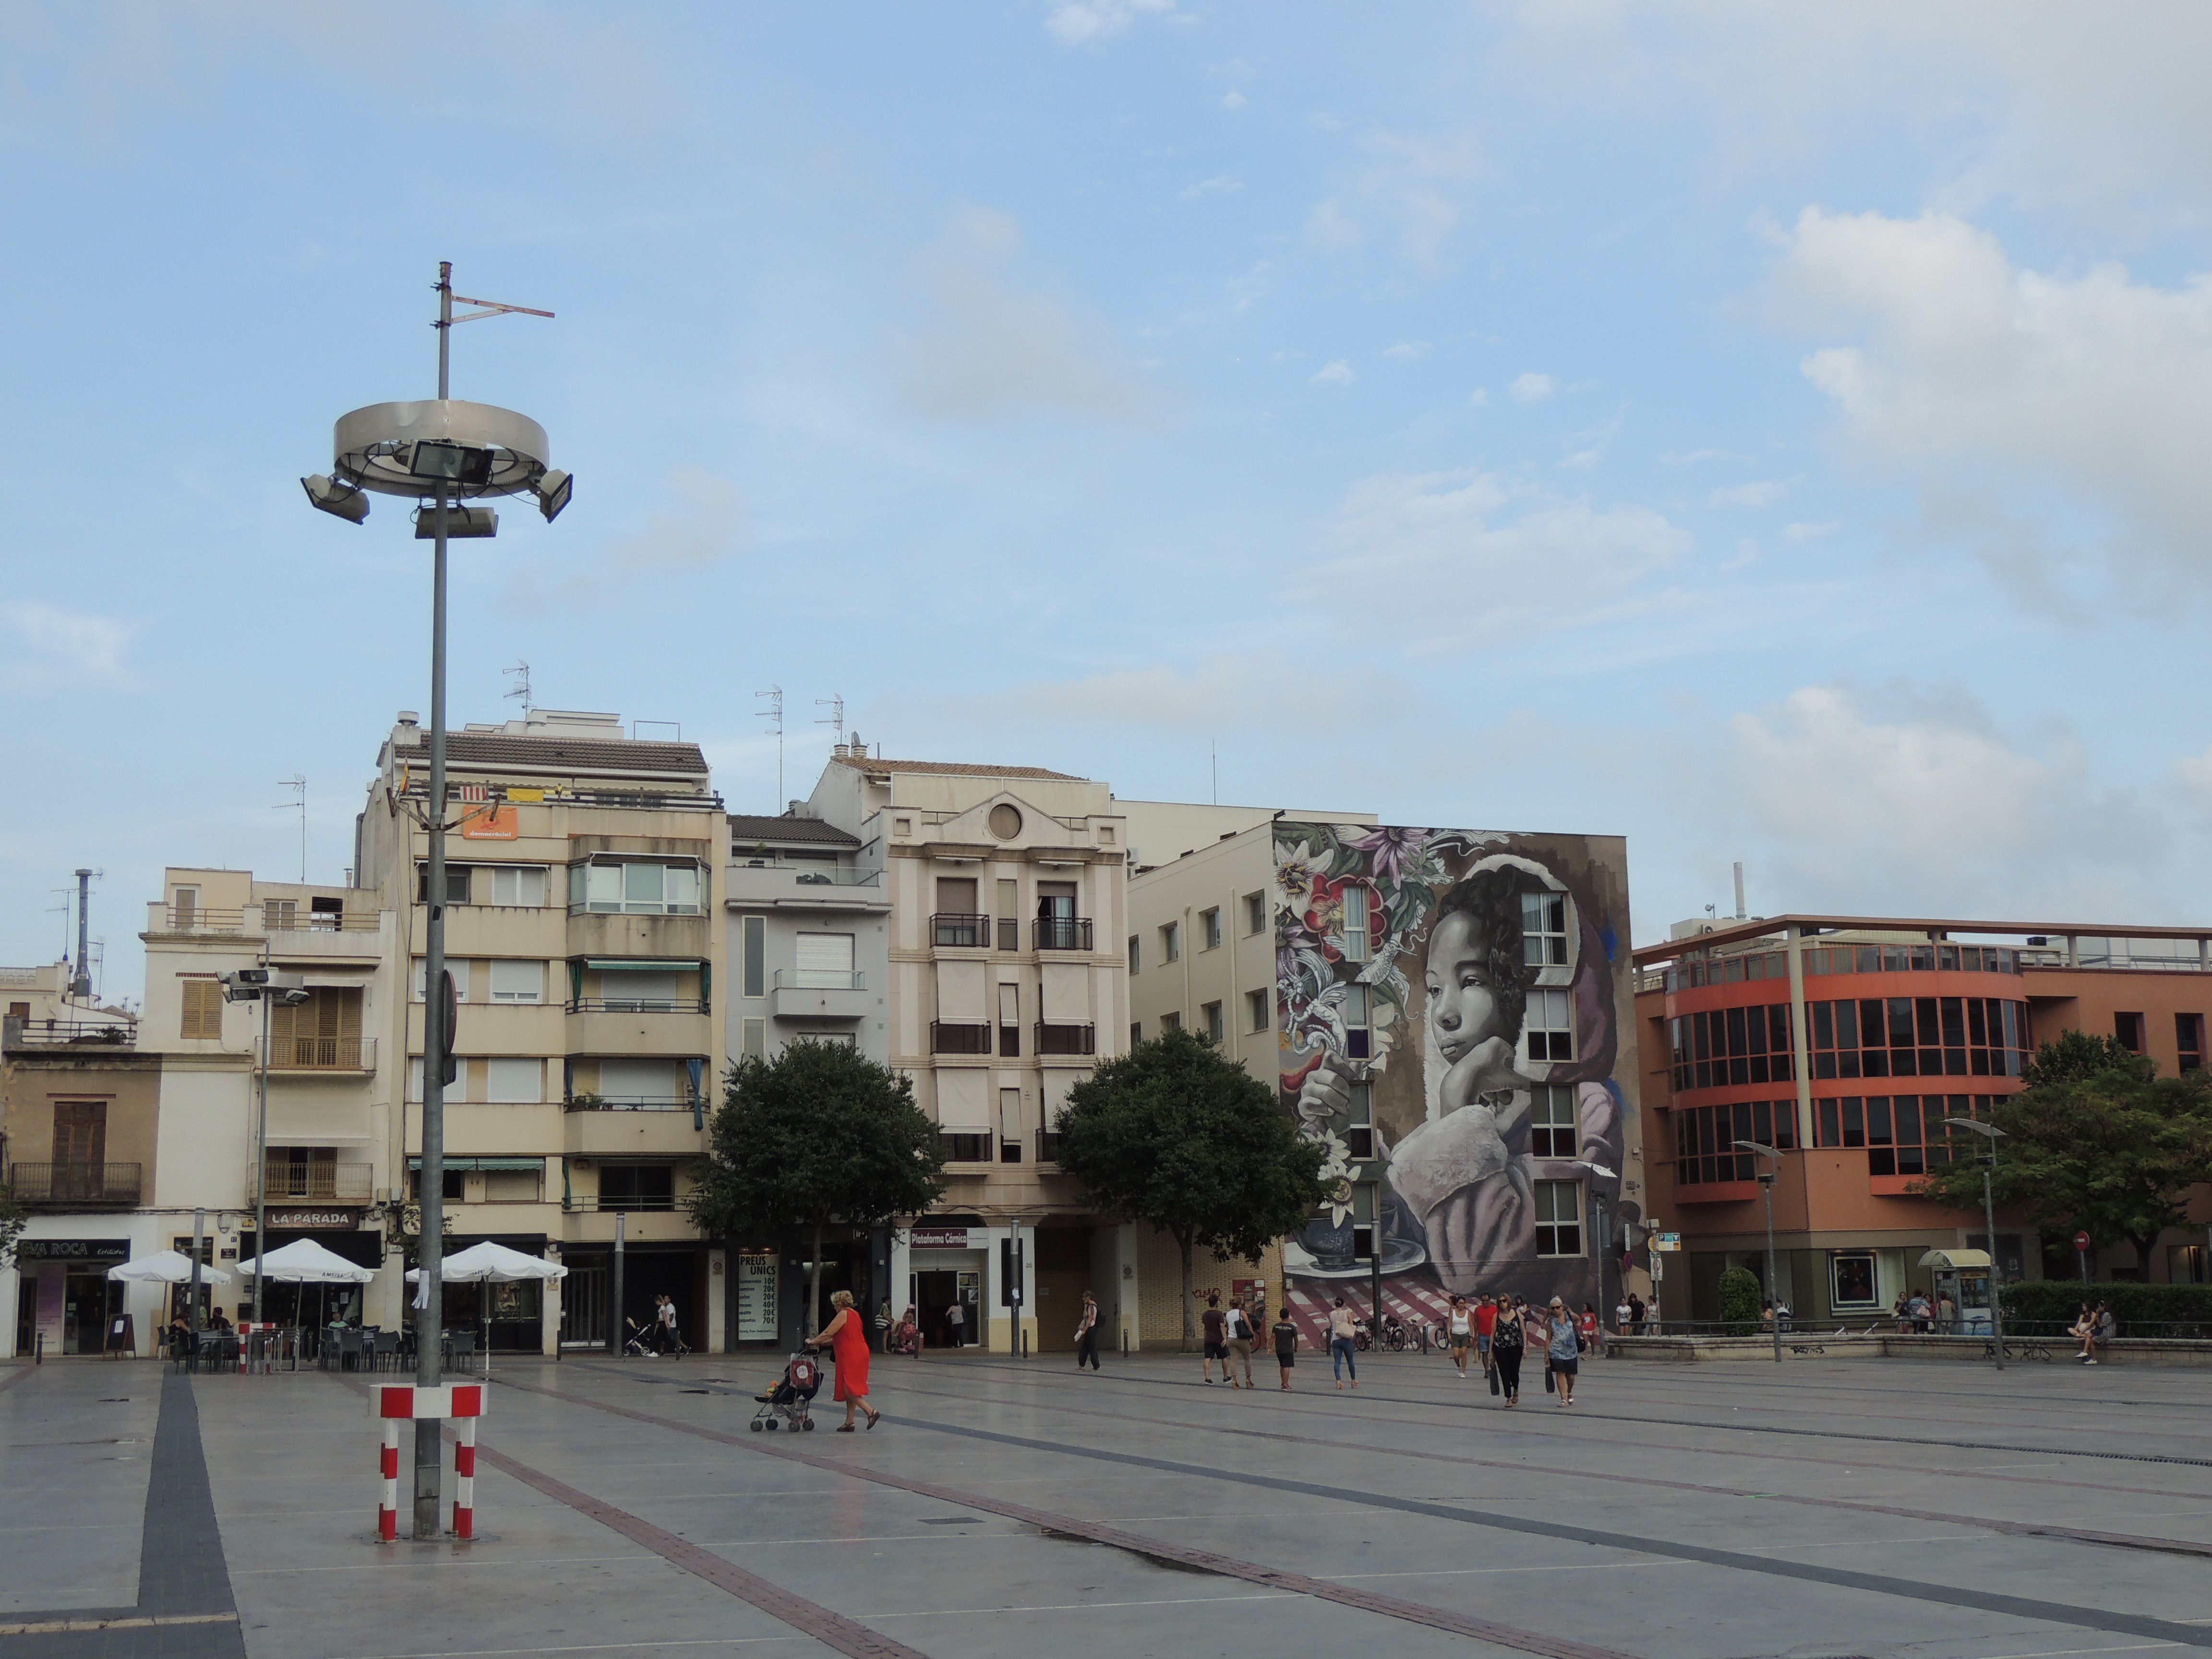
[749,1352,821,1432]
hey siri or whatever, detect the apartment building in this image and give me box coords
[1636,914,2212,1322]
[1125,806,1646,1345]
[354,708,724,1355]
[803,743,1129,1354]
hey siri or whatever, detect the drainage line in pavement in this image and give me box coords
[499,1375,1644,1659]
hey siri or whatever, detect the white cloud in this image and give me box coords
[1783,520,1840,541]
[1304,468,1691,648]
[1180,174,1243,200]
[1708,480,1789,508]
[1773,207,2212,589]
[1468,387,1490,407]
[1306,199,1361,249]
[3,602,133,687]
[1046,0,1174,45]
[1383,341,1430,361]
[1311,360,1355,386]
[1221,90,1248,112]
[1508,372,1554,403]
[977,651,1405,733]
[890,206,1159,421]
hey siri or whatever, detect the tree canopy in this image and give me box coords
[1913,1033,2212,1269]
[1055,1028,1328,1348]
[687,1040,945,1332]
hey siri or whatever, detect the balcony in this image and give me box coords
[561,1193,683,1213]
[771,969,870,1022]
[566,997,710,1015]
[259,907,378,934]
[931,1021,994,1055]
[1033,916,1094,952]
[930,913,990,949]
[255,1160,374,1204]
[8,1163,142,1207]
[3,1015,135,1052]
[147,903,247,935]
[723,863,888,912]
[563,1094,700,1113]
[264,1035,378,1074]
[1035,1022,1097,1058]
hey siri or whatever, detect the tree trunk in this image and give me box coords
[2127,1230,2163,1284]
[809,1219,825,1342]
[1177,1228,1196,1352]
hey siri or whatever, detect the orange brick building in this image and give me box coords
[1634,916,2212,1322]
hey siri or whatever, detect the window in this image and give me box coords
[1244,891,1267,935]
[1533,1181,1583,1256]
[1525,987,1572,1063]
[1130,1021,1142,1046]
[52,1099,107,1173]
[1340,885,1370,963]
[739,1017,767,1060]
[1674,1101,1797,1188]
[489,960,545,1004]
[1667,1002,1797,1091]
[1000,1087,1022,1164]
[740,915,766,998]
[1160,1010,1182,1034]
[794,932,856,983]
[1200,908,1222,950]
[264,898,296,929]
[988,803,1023,839]
[1528,1085,1577,1158]
[1343,983,1370,1059]
[486,1058,542,1104]
[1160,922,1180,963]
[1795,995,2023,1083]
[999,984,1020,1057]
[2116,1011,2146,1054]
[572,859,702,915]
[1202,1000,1224,1044]
[603,971,680,1012]
[1127,935,1140,973]
[180,978,223,1039]
[1830,1251,1878,1308]
[1247,988,1269,1033]
[998,879,1021,952]
[417,864,473,904]
[413,958,471,1002]
[1521,891,1568,968]
[939,1132,991,1164]
[598,1164,676,1212]
[1814,1093,1997,1173]
[2179,1013,2205,1074]
[171,885,200,926]
[489,866,548,906]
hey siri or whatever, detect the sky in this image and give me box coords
[7,1,2212,1003]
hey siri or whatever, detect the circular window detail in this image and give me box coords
[988,804,1023,840]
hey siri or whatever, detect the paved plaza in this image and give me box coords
[2,1347,2209,1659]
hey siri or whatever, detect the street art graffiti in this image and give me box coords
[1276,822,1640,1334]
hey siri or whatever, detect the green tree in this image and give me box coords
[1055,1028,1328,1351]
[687,1040,945,1335]
[1913,1034,2212,1271]
[1718,1265,1761,1334]
[0,1183,24,1270]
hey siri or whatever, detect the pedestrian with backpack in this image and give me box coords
[1223,1298,1256,1389]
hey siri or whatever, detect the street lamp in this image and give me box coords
[1732,1139,1786,1364]
[302,263,565,1540]
[1944,1116,2008,1372]
[223,969,308,1333]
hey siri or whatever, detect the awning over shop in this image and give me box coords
[1918,1248,1994,1269]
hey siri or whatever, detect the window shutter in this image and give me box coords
[796,932,855,974]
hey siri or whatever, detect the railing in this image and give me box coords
[562,1094,699,1113]
[7,1162,142,1205]
[156,905,247,933]
[264,1035,376,1072]
[2,1016,135,1050]
[930,1021,994,1055]
[257,1160,375,1203]
[1033,916,1094,951]
[727,862,881,887]
[565,998,710,1015]
[259,907,380,933]
[1035,1022,1096,1057]
[562,1193,682,1213]
[771,970,866,991]
[930,913,990,948]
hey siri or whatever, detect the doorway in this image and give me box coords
[1033,1228,1091,1353]
[63,1272,116,1356]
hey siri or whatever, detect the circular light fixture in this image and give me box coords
[331,399,553,501]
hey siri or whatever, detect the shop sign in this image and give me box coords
[1650,1232,1683,1252]
[16,1238,129,1262]
[265,1209,360,1230]
[909,1226,973,1249]
[736,1251,778,1342]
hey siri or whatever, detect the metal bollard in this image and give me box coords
[377,1421,400,1541]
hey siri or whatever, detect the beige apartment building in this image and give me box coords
[802,744,1132,1354]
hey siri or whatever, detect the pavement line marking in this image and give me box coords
[1972,1647,2182,1659]
[502,1376,1646,1659]
[349,1641,806,1658]
[231,1554,657,1575]
[0,1611,238,1635]
[1321,1563,1694,1582]
[865,1591,1293,1618]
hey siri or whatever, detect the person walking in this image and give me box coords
[1579,1301,1601,1360]
[1490,1294,1525,1405]
[1327,1297,1359,1389]
[1935,1291,1956,1335]
[1614,1294,1632,1340]
[1475,1292,1498,1382]
[1074,1290,1102,1372]
[1224,1298,1257,1389]
[1200,1293,1228,1384]
[1445,1295,1474,1379]
[655,1293,681,1355]
[1627,1291,1646,1334]
[1546,1296,1582,1406]
[1271,1307,1298,1389]
[807,1288,880,1431]
[945,1296,966,1349]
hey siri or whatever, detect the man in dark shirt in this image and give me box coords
[1198,1292,1227,1384]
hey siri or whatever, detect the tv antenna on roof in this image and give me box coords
[505,660,532,712]
[276,777,307,882]
[755,685,783,810]
[815,693,845,748]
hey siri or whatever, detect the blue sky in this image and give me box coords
[7,2,2212,999]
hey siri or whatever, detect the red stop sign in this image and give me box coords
[2073,1230,2091,1251]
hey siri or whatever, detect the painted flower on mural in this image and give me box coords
[1275,840,1331,908]
[1345,823,1431,890]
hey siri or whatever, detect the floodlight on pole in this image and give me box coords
[1945,1116,2008,1370]
[301,261,564,1540]
[1732,1138,1787,1364]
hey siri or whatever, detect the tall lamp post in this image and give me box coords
[1732,1139,1786,1364]
[1944,1116,2008,1372]
[303,264,569,1539]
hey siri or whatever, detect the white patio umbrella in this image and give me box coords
[409,1242,565,1377]
[236,1238,377,1362]
[107,1250,233,1285]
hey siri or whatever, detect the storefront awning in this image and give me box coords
[581,958,701,972]
[1918,1248,1993,1269]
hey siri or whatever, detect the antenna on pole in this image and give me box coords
[755,685,784,810]
[504,661,532,714]
[1211,738,1218,806]
[815,693,845,748]
[276,777,308,883]
[70,869,98,999]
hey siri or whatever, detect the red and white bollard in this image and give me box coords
[369,1382,489,1541]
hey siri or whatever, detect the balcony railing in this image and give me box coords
[264,1035,377,1072]
[156,904,247,933]
[1033,916,1094,952]
[562,1094,699,1113]
[8,1162,142,1206]
[259,907,380,933]
[930,1021,994,1055]
[565,997,710,1015]
[1035,1022,1097,1057]
[561,1192,682,1213]
[257,1160,374,1203]
[930,913,990,948]
[771,970,866,991]
[728,861,882,887]
[2,1016,135,1051]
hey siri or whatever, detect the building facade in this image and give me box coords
[1635,915,2212,1322]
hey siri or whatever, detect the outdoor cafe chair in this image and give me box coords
[372,1331,399,1372]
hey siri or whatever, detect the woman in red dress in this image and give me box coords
[809,1289,880,1431]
